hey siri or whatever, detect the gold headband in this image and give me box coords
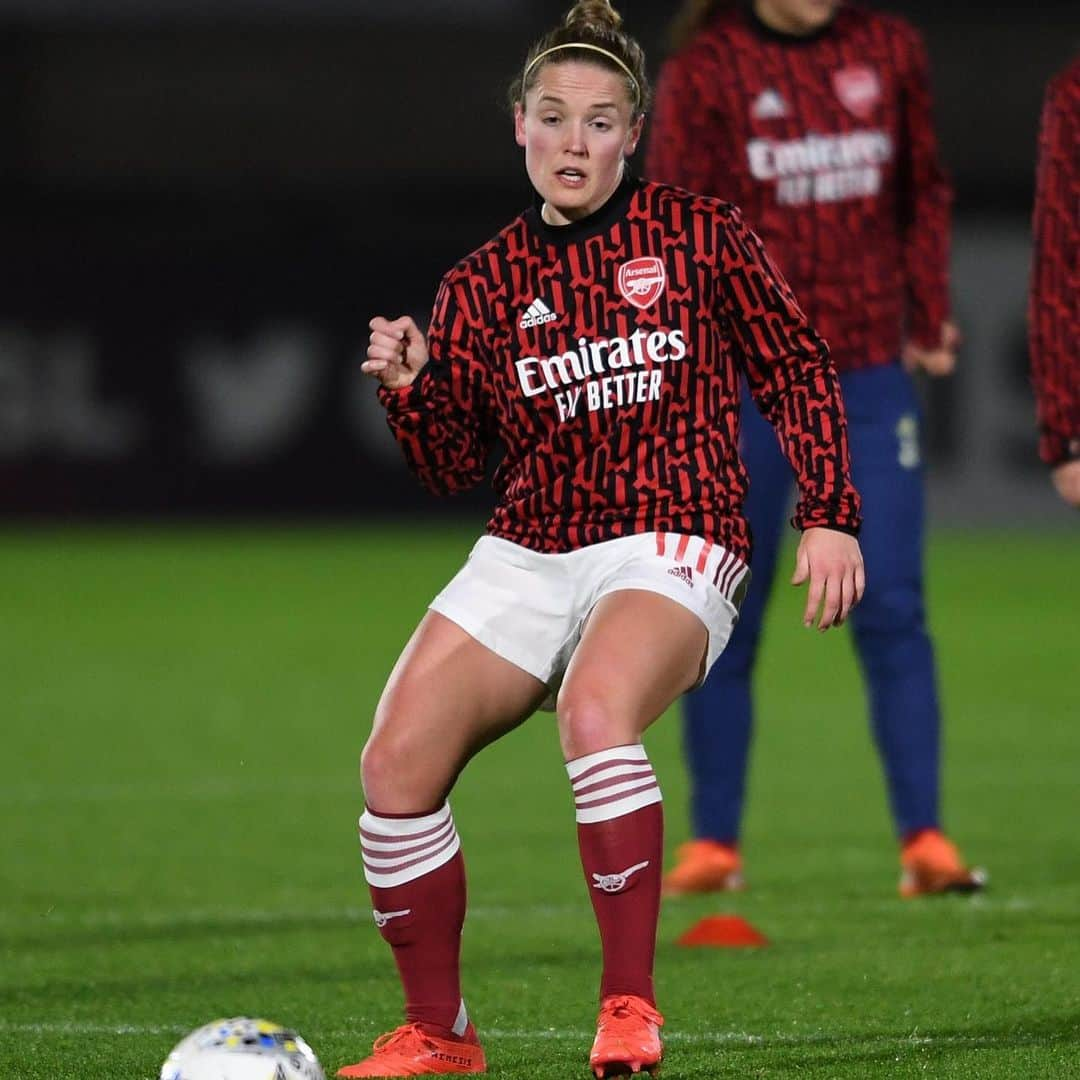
[521,43,641,106]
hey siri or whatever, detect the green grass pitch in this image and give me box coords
[2,524,1078,1078]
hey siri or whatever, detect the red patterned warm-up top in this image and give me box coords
[646,4,953,371]
[379,176,861,562]
[1029,56,1079,467]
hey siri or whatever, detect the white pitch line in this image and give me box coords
[0,1022,1045,1049]
[0,903,582,930]
[2,894,1056,932]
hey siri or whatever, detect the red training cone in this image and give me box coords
[677,915,769,948]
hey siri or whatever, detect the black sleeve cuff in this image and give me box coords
[792,518,862,538]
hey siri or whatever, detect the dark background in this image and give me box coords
[1,1,1077,518]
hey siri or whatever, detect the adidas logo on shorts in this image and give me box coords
[519,297,559,329]
[667,565,693,587]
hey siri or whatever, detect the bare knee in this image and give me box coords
[359,731,398,804]
[557,687,637,761]
[360,717,447,814]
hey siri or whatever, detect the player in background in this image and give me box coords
[341,2,864,1076]
[1029,56,1079,508]
[648,0,985,898]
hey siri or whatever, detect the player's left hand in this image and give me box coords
[902,321,961,377]
[1051,459,1080,508]
[791,527,866,631]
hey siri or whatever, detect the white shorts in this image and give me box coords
[429,532,750,708]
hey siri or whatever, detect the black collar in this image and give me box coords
[526,171,640,247]
[743,2,839,46]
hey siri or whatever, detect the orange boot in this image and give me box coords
[899,829,987,897]
[336,1023,486,1077]
[662,839,744,896]
[589,995,664,1078]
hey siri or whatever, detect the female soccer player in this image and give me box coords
[342,3,863,1076]
[648,0,984,898]
[1030,55,1079,508]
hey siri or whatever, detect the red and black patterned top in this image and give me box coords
[1029,56,1079,467]
[379,176,861,559]
[646,3,952,371]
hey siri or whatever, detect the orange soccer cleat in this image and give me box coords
[589,994,664,1078]
[661,839,744,896]
[899,829,987,898]
[336,1022,486,1077]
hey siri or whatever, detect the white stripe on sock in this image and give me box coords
[572,761,654,795]
[360,818,456,860]
[566,745,662,824]
[575,783,662,824]
[566,743,647,781]
[575,775,659,806]
[359,804,461,888]
[359,803,451,839]
[452,999,468,1038]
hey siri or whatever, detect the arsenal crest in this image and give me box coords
[832,65,882,120]
[617,257,666,310]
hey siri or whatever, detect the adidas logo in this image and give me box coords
[667,565,693,587]
[752,88,788,119]
[519,297,559,329]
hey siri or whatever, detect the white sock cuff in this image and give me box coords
[359,802,461,888]
[566,742,647,780]
[566,744,662,824]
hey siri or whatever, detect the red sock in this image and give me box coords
[360,803,472,1039]
[568,744,663,1005]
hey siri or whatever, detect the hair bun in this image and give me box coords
[564,0,624,33]
[511,0,650,115]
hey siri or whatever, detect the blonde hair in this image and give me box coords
[509,1,651,116]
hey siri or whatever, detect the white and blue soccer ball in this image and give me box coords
[160,1017,326,1080]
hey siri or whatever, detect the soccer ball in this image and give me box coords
[160,1017,326,1080]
